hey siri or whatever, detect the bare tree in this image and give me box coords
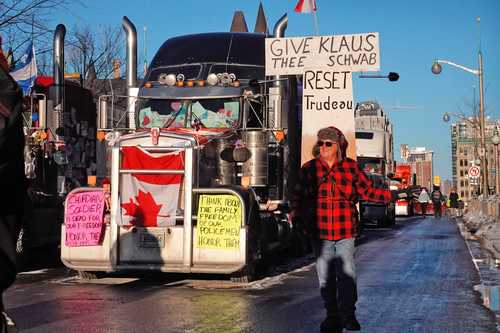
[0,0,73,54]
[66,23,124,96]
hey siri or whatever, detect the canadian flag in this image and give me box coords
[120,146,184,227]
[294,0,317,13]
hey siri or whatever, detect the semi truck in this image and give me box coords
[16,25,98,268]
[355,101,396,227]
[60,14,303,281]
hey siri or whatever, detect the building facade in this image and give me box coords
[450,119,500,201]
[407,147,434,190]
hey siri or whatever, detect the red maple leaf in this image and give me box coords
[121,190,163,227]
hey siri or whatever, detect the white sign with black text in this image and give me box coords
[301,68,356,164]
[265,33,380,75]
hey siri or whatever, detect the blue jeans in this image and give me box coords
[315,238,357,318]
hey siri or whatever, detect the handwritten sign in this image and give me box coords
[65,190,105,247]
[265,33,380,75]
[195,194,241,250]
[301,68,356,164]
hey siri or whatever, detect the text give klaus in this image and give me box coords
[195,194,242,250]
[265,33,379,75]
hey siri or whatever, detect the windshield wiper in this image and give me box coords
[163,106,185,128]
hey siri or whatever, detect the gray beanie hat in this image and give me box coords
[317,127,340,142]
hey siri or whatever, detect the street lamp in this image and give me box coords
[492,130,500,195]
[358,72,400,81]
[431,51,488,195]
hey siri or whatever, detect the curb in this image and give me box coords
[457,218,500,331]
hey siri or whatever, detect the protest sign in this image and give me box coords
[65,190,105,247]
[195,194,242,250]
[265,33,379,75]
[301,68,356,164]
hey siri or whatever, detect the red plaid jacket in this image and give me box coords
[292,157,391,240]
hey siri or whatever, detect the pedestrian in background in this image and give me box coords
[292,126,404,332]
[449,188,459,217]
[418,188,430,217]
[431,186,444,219]
[0,41,25,333]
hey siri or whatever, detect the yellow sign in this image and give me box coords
[433,176,441,186]
[195,194,241,250]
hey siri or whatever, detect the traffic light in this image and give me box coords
[388,72,399,82]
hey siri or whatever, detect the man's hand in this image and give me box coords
[391,189,410,201]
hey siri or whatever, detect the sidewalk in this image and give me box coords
[457,215,500,331]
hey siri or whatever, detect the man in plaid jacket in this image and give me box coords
[292,126,399,332]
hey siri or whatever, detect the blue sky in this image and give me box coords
[50,0,499,181]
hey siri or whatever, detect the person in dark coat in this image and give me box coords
[430,186,444,219]
[448,188,459,217]
[0,44,25,333]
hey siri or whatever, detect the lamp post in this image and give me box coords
[492,131,500,196]
[432,52,488,195]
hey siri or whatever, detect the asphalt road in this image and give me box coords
[4,216,496,332]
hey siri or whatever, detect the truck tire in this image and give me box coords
[230,263,256,283]
[78,271,103,280]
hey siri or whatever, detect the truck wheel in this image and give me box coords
[230,263,256,284]
[78,271,103,280]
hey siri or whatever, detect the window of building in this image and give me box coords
[461,191,465,197]
[460,170,464,177]
[460,180,464,187]
[460,160,463,167]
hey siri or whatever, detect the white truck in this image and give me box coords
[355,101,395,227]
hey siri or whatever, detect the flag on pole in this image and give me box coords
[294,0,317,13]
[10,42,37,95]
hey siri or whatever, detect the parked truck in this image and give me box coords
[393,163,414,216]
[355,101,395,227]
[61,14,304,281]
[17,25,98,268]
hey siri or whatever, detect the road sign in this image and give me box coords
[468,165,481,179]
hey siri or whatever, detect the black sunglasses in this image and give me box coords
[318,140,335,147]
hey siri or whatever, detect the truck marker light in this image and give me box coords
[197,80,206,87]
[274,130,285,142]
[207,73,218,86]
[144,81,153,88]
[241,176,250,188]
[186,80,194,87]
[96,131,106,141]
[176,80,184,87]
[164,73,177,86]
[232,80,240,87]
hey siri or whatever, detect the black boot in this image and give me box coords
[320,315,343,333]
[342,314,361,331]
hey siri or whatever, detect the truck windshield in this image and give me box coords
[358,157,384,175]
[137,98,240,129]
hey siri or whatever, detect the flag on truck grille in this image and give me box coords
[294,0,317,13]
[120,146,184,227]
